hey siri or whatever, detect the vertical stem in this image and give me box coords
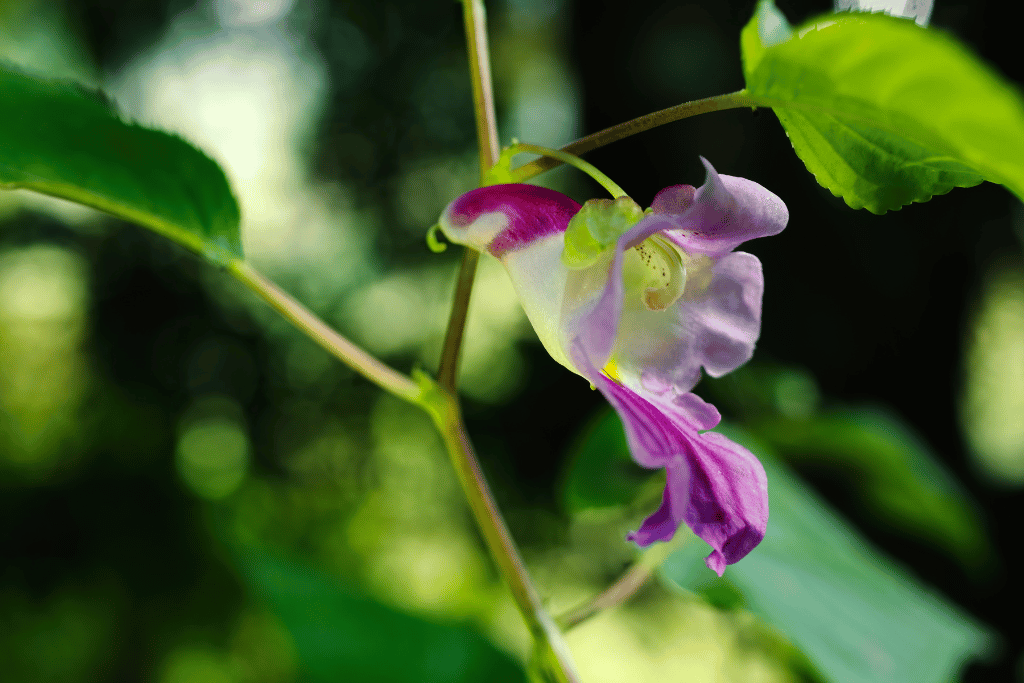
[435,3,581,682]
[437,0,501,392]
[463,0,502,175]
[436,249,479,391]
[423,390,580,683]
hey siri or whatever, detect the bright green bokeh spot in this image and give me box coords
[741,1,1024,213]
[0,64,242,263]
[176,418,250,500]
[159,648,234,683]
[562,196,644,269]
[662,431,992,683]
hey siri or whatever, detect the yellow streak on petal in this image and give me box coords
[603,356,622,382]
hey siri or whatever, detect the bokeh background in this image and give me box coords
[1,0,1021,681]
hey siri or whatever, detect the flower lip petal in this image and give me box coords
[571,339,768,575]
[656,157,789,257]
[439,183,581,256]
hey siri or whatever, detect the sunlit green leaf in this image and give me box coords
[235,546,526,683]
[662,430,992,683]
[0,64,241,263]
[741,1,1024,213]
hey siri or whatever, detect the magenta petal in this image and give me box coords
[440,183,581,255]
[660,158,788,258]
[627,462,690,545]
[683,430,768,575]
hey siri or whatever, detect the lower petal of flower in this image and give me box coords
[571,340,768,575]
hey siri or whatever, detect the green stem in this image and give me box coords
[418,380,581,683]
[506,143,628,198]
[555,559,656,631]
[437,0,502,393]
[227,261,422,404]
[512,90,755,183]
[434,3,581,682]
[463,0,501,183]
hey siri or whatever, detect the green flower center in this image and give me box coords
[562,197,644,269]
[562,197,687,311]
[625,235,687,311]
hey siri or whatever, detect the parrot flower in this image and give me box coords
[437,158,788,574]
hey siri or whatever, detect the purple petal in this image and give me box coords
[566,214,679,370]
[567,160,782,390]
[657,158,788,258]
[571,341,768,574]
[439,184,580,256]
[626,461,690,545]
[618,251,764,393]
[649,184,696,214]
[680,251,764,379]
[684,430,769,575]
[573,239,766,395]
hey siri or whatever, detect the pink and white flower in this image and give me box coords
[438,158,788,574]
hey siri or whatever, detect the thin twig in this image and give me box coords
[512,90,755,183]
[227,261,421,404]
[556,560,657,631]
[433,3,582,682]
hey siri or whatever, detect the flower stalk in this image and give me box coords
[555,550,667,631]
[496,142,629,198]
[437,0,502,393]
[435,2,582,682]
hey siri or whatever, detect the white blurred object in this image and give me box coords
[835,0,933,26]
[960,260,1024,486]
[214,0,296,27]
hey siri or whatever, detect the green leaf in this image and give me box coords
[662,430,992,683]
[0,64,241,263]
[235,546,527,683]
[560,408,649,513]
[753,407,990,570]
[703,363,988,569]
[740,1,1024,213]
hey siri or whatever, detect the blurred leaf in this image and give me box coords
[662,430,992,683]
[560,408,649,513]
[753,407,989,569]
[740,1,1024,213]
[235,546,526,683]
[702,362,821,420]
[0,64,241,263]
[706,362,988,568]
